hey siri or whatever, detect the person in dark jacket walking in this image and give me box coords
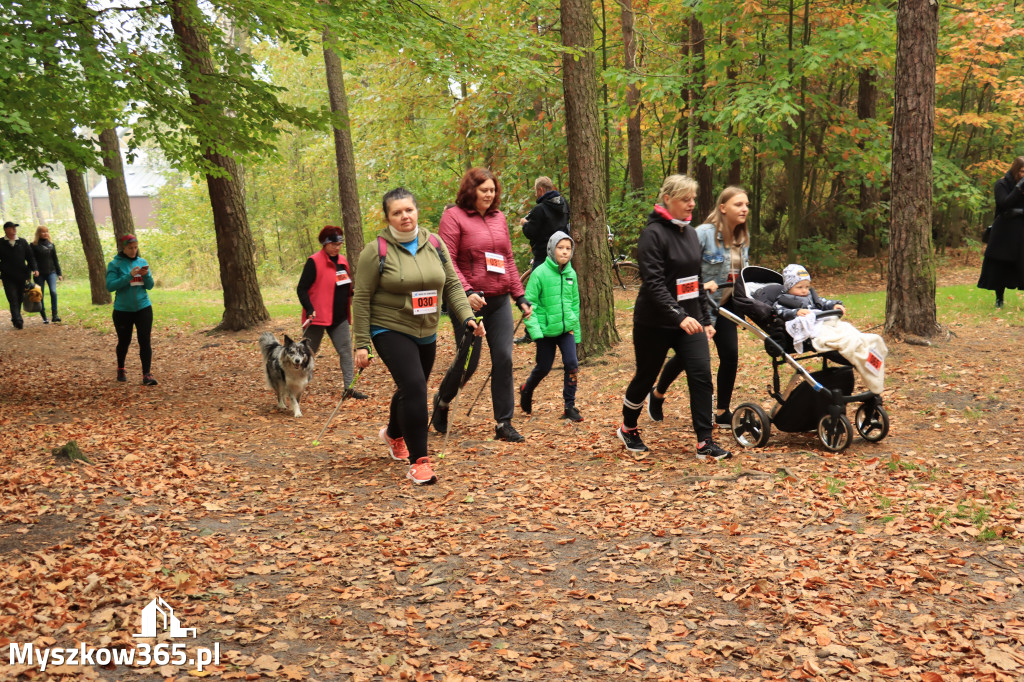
[296,225,365,399]
[615,175,731,461]
[516,176,569,344]
[0,221,39,329]
[106,234,158,385]
[31,225,63,324]
[978,156,1024,308]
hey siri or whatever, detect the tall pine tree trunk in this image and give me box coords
[169,0,268,330]
[886,0,938,337]
[98,128,136,242]
[621,0,643,195]
[561,0,618,357]
[676,22,689,174]
[857,68,880,257]
[322,29,364,271]
[66,169,111,304]
[690,16,712,222]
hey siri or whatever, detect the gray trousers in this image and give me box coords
[451,295,515,424]
[304,320,354,388]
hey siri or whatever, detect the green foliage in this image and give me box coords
[794,235,847,273]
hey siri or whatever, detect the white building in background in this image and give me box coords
[88,157,168,230]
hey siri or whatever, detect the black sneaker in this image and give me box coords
[647,392,665,422]
[997,299,1005,309]
[617,425,649,452]
[562,405,583,422]
[430,394,449,434]
[514,333,532,345]
[519,383,533,415]
[142,374,159,386]
[495,422,525,442]
[715,410,733,430]
[52,316,61,323]
[117,368,127,382]
[344,389,369,400]
[696,439,732,462]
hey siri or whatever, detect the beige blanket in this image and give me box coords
[810,319,888,394]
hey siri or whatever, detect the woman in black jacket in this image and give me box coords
[31,226,63,323]
[978,156,1024,308]
[615,175,731,461]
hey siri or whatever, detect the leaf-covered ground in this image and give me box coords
[3,261,1024,681]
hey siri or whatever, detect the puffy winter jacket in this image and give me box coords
[522,190,570,265]
[524,231,581,341]
[106,252,154,312]
[438,205,525,300]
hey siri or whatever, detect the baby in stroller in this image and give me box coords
[754,264,887,394]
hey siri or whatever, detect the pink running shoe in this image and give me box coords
[379,426,410,461]
[407,457,437,485]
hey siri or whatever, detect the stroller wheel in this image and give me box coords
[817,414,853,452]
[731,403,771,448]
[855,404,889,442]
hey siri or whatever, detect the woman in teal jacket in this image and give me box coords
[519,231,582,421]
[106,234,157,385]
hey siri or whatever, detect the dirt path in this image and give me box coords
[3,262,1024,681]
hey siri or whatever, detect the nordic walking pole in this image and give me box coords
[311,355,370,446]
[466,315,525,417]
[437,318,482,460]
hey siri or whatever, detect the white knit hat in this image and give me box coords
[782,264,811,292]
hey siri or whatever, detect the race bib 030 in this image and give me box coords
[411,290,438,315]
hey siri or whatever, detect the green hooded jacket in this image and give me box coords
[524,231,581,342]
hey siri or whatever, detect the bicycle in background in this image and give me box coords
[519,225,641,291]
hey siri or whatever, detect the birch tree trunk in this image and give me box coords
[885,0,938,337]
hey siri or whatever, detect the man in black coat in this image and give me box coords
[0,221,39,329]
[517,177,569,343]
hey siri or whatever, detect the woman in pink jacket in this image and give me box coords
[435,168,533,442]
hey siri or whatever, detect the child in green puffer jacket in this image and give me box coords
[519,231,583,421]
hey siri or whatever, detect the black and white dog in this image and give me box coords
[259,332,315,417]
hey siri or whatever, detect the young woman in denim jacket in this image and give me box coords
[648,186,750,430]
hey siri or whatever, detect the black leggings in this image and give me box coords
[113,306,154,374]
[373,332,437,462]
[623,324,713,441]
[657,311,738,411]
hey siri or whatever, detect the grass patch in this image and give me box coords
[51,281,299,332]
[837,284,1022,328]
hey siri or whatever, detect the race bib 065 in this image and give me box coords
[676,276,699,301]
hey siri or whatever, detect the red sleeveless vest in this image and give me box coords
[302,249,352,327]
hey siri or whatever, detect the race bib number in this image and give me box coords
[676,276,699,301]
[412,290,438,315]
[335,268,351,286]
[130,275,144,286]
[485,252,506,274]
[865,348,884,376]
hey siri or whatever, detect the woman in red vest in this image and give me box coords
[297,225,366,399]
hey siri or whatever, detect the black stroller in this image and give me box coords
[712,266,889,452]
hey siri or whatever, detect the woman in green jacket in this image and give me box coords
[105,234,157,385]
[519,231,582,421]
[353,188,484,485]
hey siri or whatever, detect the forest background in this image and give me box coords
[0,0,1015,320]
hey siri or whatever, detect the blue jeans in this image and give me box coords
[523,332,579,407]
[34,272,58,319]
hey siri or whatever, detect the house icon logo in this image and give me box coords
[133,597,196,638]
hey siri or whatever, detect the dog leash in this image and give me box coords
[311,355,370,446]
[437,317,482,460]
[466,314,525,417]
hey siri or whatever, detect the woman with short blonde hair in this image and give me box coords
[615,175,731,461]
